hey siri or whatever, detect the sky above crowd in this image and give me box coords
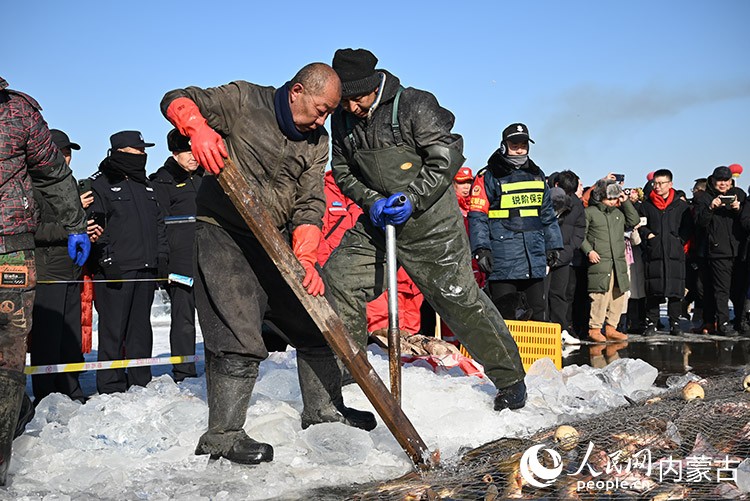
[6,0,749,193]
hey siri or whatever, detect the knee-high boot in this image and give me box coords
[194,351,273,464]
[0,369,25,485]
[297,351,376,431]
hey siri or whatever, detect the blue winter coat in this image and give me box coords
[468,152,563,281]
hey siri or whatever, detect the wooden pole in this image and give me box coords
[217,158,435,469]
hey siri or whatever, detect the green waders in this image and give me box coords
[323,145,525,391]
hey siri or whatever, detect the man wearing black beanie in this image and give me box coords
[324,48,528,411]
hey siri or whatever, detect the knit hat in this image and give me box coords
[332,48,381,98]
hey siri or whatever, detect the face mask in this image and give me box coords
[506,154,528,167]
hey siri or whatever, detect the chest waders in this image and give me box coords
[346,88,418,404]
[327,88,526,399]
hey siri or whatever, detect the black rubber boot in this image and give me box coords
[194,352,273,465]
[0,369,26,486]
[297,352,376,431]
[494,379,527,411]
[14,393,34,439]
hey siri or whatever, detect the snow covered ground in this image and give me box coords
[8,292,666,500]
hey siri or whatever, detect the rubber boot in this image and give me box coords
[297,352,376,431]
[194,352,273,464]
[494,379,527,411]
[14,393,34,439]
[0,369,26,486]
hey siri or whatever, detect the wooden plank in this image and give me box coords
[217,158,435,469]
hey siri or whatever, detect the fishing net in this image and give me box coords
[347,368,750,500]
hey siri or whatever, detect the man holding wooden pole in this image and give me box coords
[160,63,376,465]
[323,49,528,412]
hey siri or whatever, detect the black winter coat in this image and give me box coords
[331,70,464,214]
[88,157,168,273]
[694,178,746,259]
[32,187,81,281]
[149,158,203,277]
[556,194,586,267]
[638,191,692,297]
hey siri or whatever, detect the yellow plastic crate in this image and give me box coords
[459,320,562,371]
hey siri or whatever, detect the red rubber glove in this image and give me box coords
[166,97,228,174]
[292,224,325,296]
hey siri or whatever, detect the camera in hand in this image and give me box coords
[613,173,625,182]
[720,195,735,206]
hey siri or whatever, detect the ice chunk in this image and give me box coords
[737,458,750,493]
[301,422,373,465]
[601,358,658,398]
[665,372,703,390]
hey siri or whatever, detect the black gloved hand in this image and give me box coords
[474,248,493,274]
[99,256,122,281]
[546,250,561,268]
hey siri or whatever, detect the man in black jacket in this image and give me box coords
[150,129,203,382]
[29,129,87,403]
[323,48,527,411]
[694,166,746,336]
[638,169,693,336]
[548,170,586,341]
[88,131,169,393]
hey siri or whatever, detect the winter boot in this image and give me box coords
[297,352,376,431]
[195,351,273,465]
[588,328,606,343]
[669,320,684,336]
[643,321,658,336]
[604,324,628,341]
[0,369,26,486]
[494,379,527,411]
[14,393,34,439]
[740,300,750,337]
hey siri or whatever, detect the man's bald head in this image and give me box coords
[291,63,341,98]
[288,63,341,133]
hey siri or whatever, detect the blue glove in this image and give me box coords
[369,198,388,230]
[382,193,413,226]
[67,233,91,267]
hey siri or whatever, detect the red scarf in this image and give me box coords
[457,195,470,216]
[649,187,674,210]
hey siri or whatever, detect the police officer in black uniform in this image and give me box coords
[88,130,168,394]
[150,129,203,382]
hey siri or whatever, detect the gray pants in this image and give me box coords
[324,189,525,389]
[193,222,331,360]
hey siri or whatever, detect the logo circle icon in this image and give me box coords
[519,444,563,488]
